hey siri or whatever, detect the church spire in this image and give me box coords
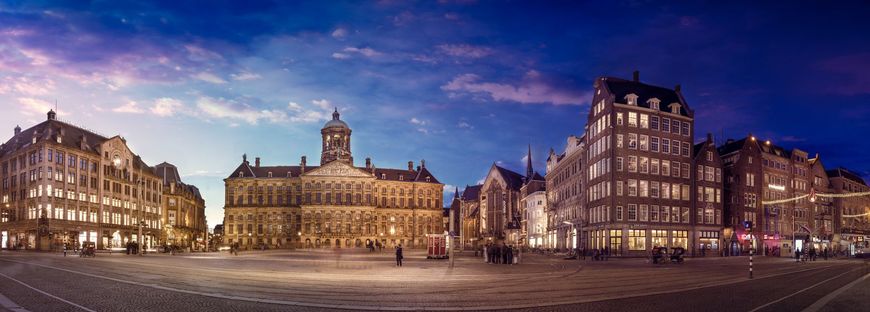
[454,186,460,199]
[525,144,534,180]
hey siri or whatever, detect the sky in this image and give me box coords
[2,1,869,229]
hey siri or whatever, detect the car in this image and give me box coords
[217,244,231,252]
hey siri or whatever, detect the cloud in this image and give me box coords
[332,47,381,60]
[410,117,428,126]
[331,27,348,39]
[286,100,335,123]
[780,136,806,143]
[181,170,227,178]
[193,72,227,84]
[230,71,261,81]
[0,76,56,96]
[441,72,587,105]
[443,184,457,197]
[457,121,474,129]
[331,52,351,59]
[112,101,145,114]
[196,96,287,125]
[816,53,870,95]
[393,11,415,26]
[437,44,493,58]
[17,97,53,116]
[151,98,183,117]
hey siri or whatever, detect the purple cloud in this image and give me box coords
[441,71,588,105]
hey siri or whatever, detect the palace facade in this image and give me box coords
[221,109,444,249]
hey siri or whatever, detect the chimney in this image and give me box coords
[632,70,639,82]
[301,156,307,173]
[242,154,247,163]
[416,165,421,172]
[14,125,21,136]
[421,159,426,168]
[408,161,414,171]
[255,157,260,168]
[707,133,713,143]
[674,84,681,92]
[365,157,372,169]
[47,110,56,121]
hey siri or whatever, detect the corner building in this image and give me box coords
[222,110,444,249]
[583,72,698,257]
[0,111,163,251]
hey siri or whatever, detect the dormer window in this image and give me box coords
[381,173,386,179]
[238,171,244,178]
[426,176,431,182]
[268,172,273,178]
[625,93,638,106]
[399,175,404,181]
[668,103,682,114]
[287,172,292,178]
[647,98,661,110]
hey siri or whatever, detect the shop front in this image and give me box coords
[760,233,781,257]
[0,230,6,249]
[697,230,720,257]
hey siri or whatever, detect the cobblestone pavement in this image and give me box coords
[0,250,866,311]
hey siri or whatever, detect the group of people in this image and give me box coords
[795,247,831,262]
[484,243,516,264]
[588,246,611,261]
[229,242,240,255]
[125,241,144,255]
[367,240,384,252]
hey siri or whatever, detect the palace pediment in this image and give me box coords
[303,161,373,178]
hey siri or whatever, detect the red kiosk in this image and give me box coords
[427,233,448,259]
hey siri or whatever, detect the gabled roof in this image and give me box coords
[717,138,747,156]
[494,165,525,190]
[461,184,482,201]
[601,77,690,116]
[413,166,440,183]
[826,167,868,186]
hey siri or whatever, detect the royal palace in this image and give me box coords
[222,109,445,249]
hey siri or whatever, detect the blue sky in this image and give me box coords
[2,1,869,229]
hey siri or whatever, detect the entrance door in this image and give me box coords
[1,231,6,249]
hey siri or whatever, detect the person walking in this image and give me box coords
[395,244,404,267]
[795,249,801,263]
[823,247,829,260]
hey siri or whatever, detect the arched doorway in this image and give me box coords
[355,239,362,248]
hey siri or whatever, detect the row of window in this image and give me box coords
[617,179,691,201]
[618,133,691,158]
[618,111,691,136]
[618,204,690,224]
[618,156,693,179]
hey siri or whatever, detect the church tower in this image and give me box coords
[320,108,353,165]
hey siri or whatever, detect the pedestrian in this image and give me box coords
[395,244,403,267]
[795,249,801,263]
[823,247,828,260]
[506,245,513,265]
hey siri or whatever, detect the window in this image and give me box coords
[662,118,670,132]
[628,134,637,149]
[650,205,660,222]
[681,142,690,157]
[628,112,637,127]
[616,157,623,171]
[661,139,670,154]
[662,161,670,178]
[617,134,623,148]
[640,180,648,197]
[745,193,757,208]
[706,151,713,162]
[628,156,637,172]
[681,163,690,179]
[746,173,756,187]
[628,204,637,221]
[682,207,689,224]
[639,114,649,128]
[616,113,623,126]
[681,184,690,201]
[639,157,648,173]
[652,230,667,247]
[616,181,623,195]
[640,204,648,221]
[681,122,690,136]
[672,230,688,248]
[648,98,661,110]
[650,116,659,130]
[651,159,660,175]
[672,161,680,177]
[628,179,638,196]
[661,206,670,222]
[639,135,648,151]
[650,137,659,152]
[671,206,681,223]
[650,181,660,198]
[628,230,646,250]
[626,94,638,105]
[616,206,623,221]
[671,104,681,114]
